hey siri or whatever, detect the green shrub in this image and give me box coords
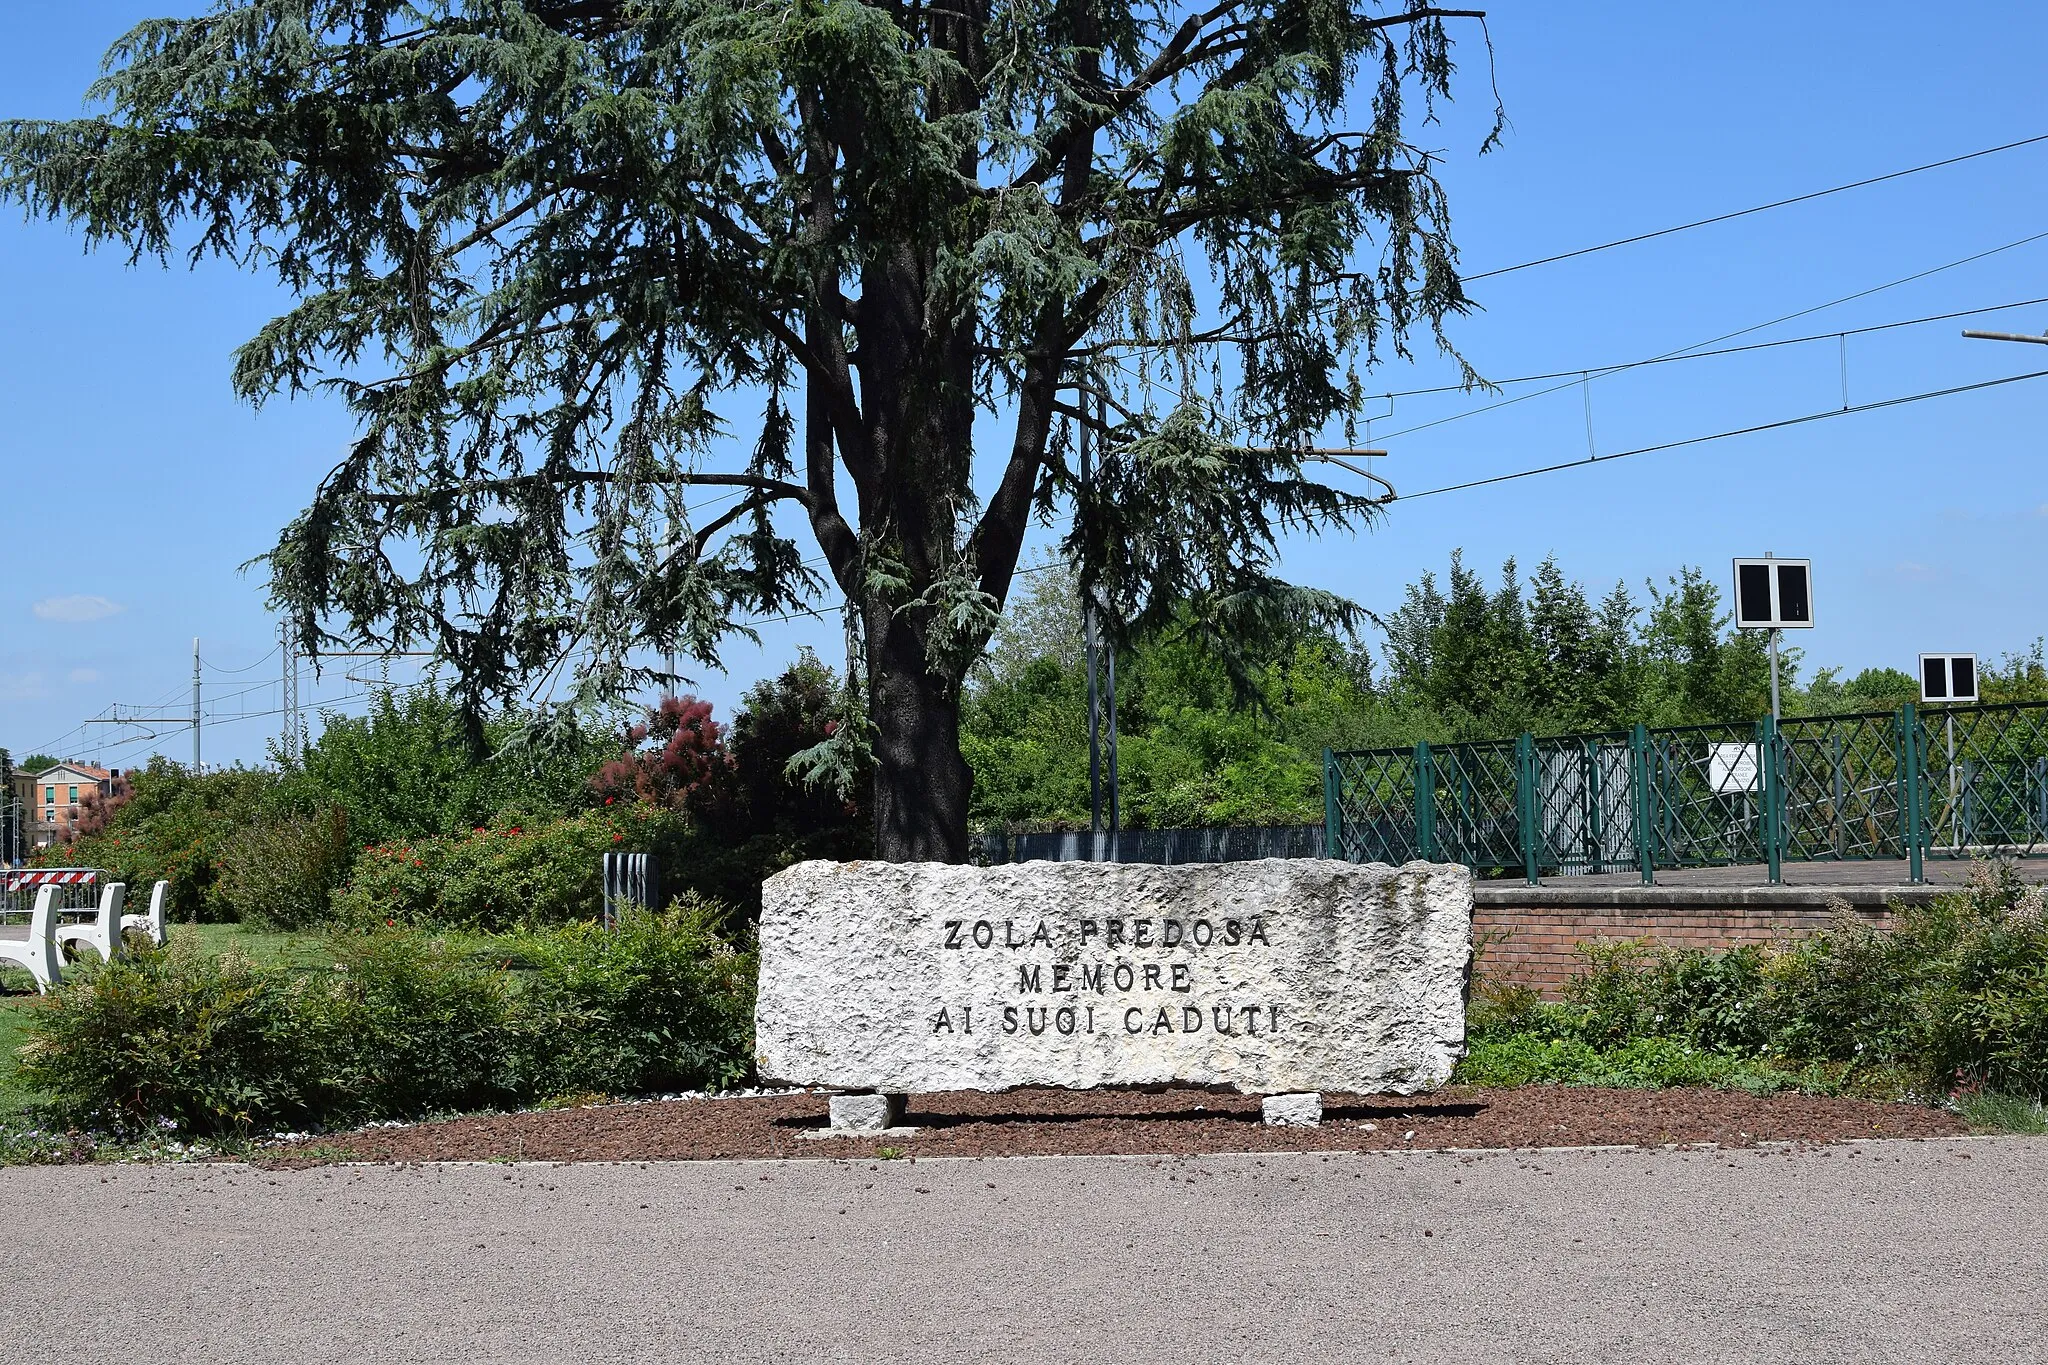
[13,908,756,1137]
[1472,864,2048,1101]
[517,897,756,1098]
[307,930,527,1120]
[330,805,845,931]
[284,686,618,846]
[216,806,355,929]
[332,807,694,931]
[15,940,326,1136]
[48,758,288,922]
[1760,863,2048,1097]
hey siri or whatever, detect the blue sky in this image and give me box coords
[4,2,2046,770]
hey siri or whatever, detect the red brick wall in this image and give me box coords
[1473,898,1897,996]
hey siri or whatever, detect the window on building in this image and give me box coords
[68,785,78,803]
[44,786,54,804]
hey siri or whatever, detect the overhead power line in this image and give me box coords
[1377,227,2048,444]
[1467,131,2048,282]
[1400,367,2048,501]
[1360,295,2048,400]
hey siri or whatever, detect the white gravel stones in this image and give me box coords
[1262,1093,1324,1127]
[827,1093,907,1133]
[755,858,1472,1096]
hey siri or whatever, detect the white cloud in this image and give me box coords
[68,667,101,685]
[32,594,123,623]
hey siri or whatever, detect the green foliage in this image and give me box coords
[215,805,355,930]
[43,757,285,922]
[1953,1089,2048,1134]
[1799,666,1918,716]
[16,938,325,1135]
[285,687,615,845]
[19,754,59,773]
[967,559,1381,828]
[517,899,757,1098]
[305,930,525,1121]
[1376,553,1778,740]
[1455,1033,1796,1093]
[1564,940,1772,1055]
[1983,639,2048,703]
[15,911,755,1138]
[332,808,692,932]
[1473,865,2048,1102]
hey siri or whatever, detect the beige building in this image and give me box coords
[32,762,118,849]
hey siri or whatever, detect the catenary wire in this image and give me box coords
[1399,368,2048,500]
[1464,132,2048,282]
[1373,227,2048,444]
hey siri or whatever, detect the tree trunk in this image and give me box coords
[867,608,972,862]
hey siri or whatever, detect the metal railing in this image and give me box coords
[1325,701,2048,884]
[1,868,106,925]
[980,824,1327,866]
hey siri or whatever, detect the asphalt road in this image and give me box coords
[3,1137,2043,1363]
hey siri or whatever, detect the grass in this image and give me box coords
[1955,1090,2048,1134]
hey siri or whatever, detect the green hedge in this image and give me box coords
[14,901,754,1137]
[1465,862,2048,1101]
[331,806,858,932]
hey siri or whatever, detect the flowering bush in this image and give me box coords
[588,695,735,815]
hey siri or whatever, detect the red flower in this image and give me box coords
[604,797,613,805]
[613,833,623,842]
[413,859,423,867]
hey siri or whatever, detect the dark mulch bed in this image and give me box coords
[268,1085,1967,1164]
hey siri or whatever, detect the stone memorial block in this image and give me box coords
[756,858,1472,1096]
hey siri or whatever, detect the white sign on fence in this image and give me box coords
[1708,742,1759,795]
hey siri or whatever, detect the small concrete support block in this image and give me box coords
[829,1092,908,1133]
[1263,1092,1323,1127]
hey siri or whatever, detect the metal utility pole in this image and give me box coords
[192,638,202,773]
[1764,553,1782,722]
[279,621,301,765]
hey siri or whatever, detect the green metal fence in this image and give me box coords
[1323,701,2048,884]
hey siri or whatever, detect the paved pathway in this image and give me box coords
[3,1137,2043,1362]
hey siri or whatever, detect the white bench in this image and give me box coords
[121,880,168,949]
[54,881,125,965]
[0,886,63,993]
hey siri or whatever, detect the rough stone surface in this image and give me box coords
[828,1093,906,1133]
[1262,1093,1323,1127]
[756,858,1472,1095]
